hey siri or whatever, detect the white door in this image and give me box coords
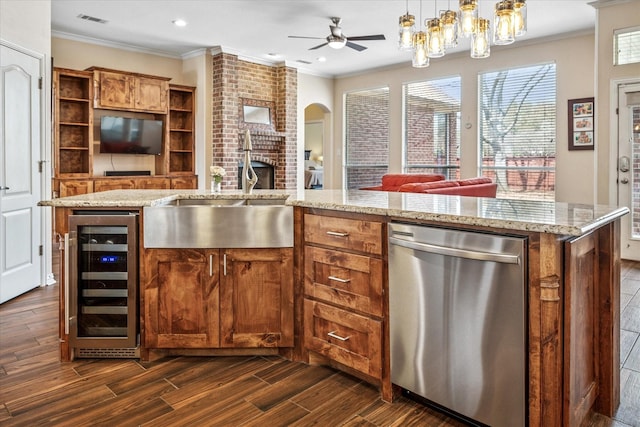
[0,43,43,303]
[618,82,640,261]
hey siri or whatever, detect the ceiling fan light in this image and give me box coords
[441,10,459,49]
[458,0,478,38]
[494,0,516,45]
[399,13,416,51]
[412,31,430,68]
[514,0,527,37]
[426,18,445,58]
[471,18,491,58]
[327,35,347,49]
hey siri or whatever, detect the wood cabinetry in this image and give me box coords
[302,211,386,383]
[165,85,195,175]
[143,249,220,348]
[54,68,93,176]
[142,247,294,351]
[52,67,196,194]
[220,248,294,348]
[90,68,169,113]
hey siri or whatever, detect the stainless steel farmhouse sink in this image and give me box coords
[143,198,293,248]
[164,198,288,206]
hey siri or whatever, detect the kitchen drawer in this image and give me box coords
[304,246,383,317]
[304,299,382,379]
[304,214,383,255]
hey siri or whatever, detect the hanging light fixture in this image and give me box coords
[458,0,477,38]
[426,18,445,57]
[399,0,416,51]
[513,0,527,36]
[471,17,491,58]
[412,31,430,67]
[412,0,429,67]
[494,0,516,45]
[441,8,459,49]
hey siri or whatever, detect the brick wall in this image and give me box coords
[211,52,297,189]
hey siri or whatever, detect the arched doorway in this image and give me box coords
[303,103,330,189]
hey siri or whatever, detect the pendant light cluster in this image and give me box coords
[398,0,527,68]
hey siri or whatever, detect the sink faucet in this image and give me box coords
[242,129,258,194]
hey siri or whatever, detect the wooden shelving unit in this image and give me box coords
[54,68,93,177]
[165,84,195,175]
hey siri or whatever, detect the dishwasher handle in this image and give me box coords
[389,236,520,265]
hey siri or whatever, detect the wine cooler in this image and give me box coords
[66,211,138,357]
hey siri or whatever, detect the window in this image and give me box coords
[479,63,556,200]
[344,87,389,189]
[404,77,461,179]
[615,27,640,66]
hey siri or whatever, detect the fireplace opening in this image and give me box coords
[238,161,275,189]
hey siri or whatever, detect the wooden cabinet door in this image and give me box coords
[170,176,197,189]
[143,249,220,348]
[135,177,170,189]
[94,70,135,110]
[135,77,168,113]
[220,248,293,348]
[93,178,136,192]
[58,179,93,197]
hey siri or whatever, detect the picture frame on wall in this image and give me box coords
[568,97,595,151]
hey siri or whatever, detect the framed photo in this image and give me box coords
[568,97,594,151]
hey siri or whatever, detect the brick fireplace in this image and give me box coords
[211,51,297,190]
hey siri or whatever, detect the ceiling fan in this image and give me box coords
[288,17,386,51]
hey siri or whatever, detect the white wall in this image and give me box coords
[331,33,596,203]
[298,73,334,188]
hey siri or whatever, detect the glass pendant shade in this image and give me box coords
[513,0,527,36]
[494,0,516,45]
[426,18,445,58]
[458,0,477,38]
[471,18,491,58]
[412,31,430,68]
[399,13,416,50]
[441,10,459,49]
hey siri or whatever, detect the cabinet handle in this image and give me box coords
[326,231,349,237]
[209,254,213,277]
[223,253,227,276]
[64,233,70,335]
[328,331,350,341]
[328,275,351,283]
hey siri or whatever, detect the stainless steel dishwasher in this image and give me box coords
[388,223,526,427]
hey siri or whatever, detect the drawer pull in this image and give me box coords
[328,331,350,341]
[326,231,349,237]
[328,275,351,284]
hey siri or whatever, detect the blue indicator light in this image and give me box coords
[100,255,118,263]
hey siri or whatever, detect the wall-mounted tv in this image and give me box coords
[100,116,163,155]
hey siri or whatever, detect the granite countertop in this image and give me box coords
[39,189,629,237]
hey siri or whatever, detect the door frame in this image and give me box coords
[1,39,53,292]
[609,77,640,260]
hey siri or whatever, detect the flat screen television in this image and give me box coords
[100,116,163,155]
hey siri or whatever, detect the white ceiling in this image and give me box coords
[51,0,597,77]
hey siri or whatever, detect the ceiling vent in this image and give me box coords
[77,14,108,24]
[296,59,312,65]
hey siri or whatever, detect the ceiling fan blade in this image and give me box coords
[309,42,328,50]
[288,36,325,40]
[346,41,367,51]
[347,35,386,41]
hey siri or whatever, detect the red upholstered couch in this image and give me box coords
[360,173,445,191]
[361,174,497,198]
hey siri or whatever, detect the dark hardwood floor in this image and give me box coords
[1,260,638,426]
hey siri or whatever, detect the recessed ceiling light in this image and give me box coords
[317,57,327,62]
[172,19,187,27]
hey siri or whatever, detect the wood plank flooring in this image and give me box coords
[1,261,639,426]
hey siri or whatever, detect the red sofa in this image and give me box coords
[360,173,445,191]
[361,174,497,198]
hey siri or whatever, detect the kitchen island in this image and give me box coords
[41,189,629,427]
